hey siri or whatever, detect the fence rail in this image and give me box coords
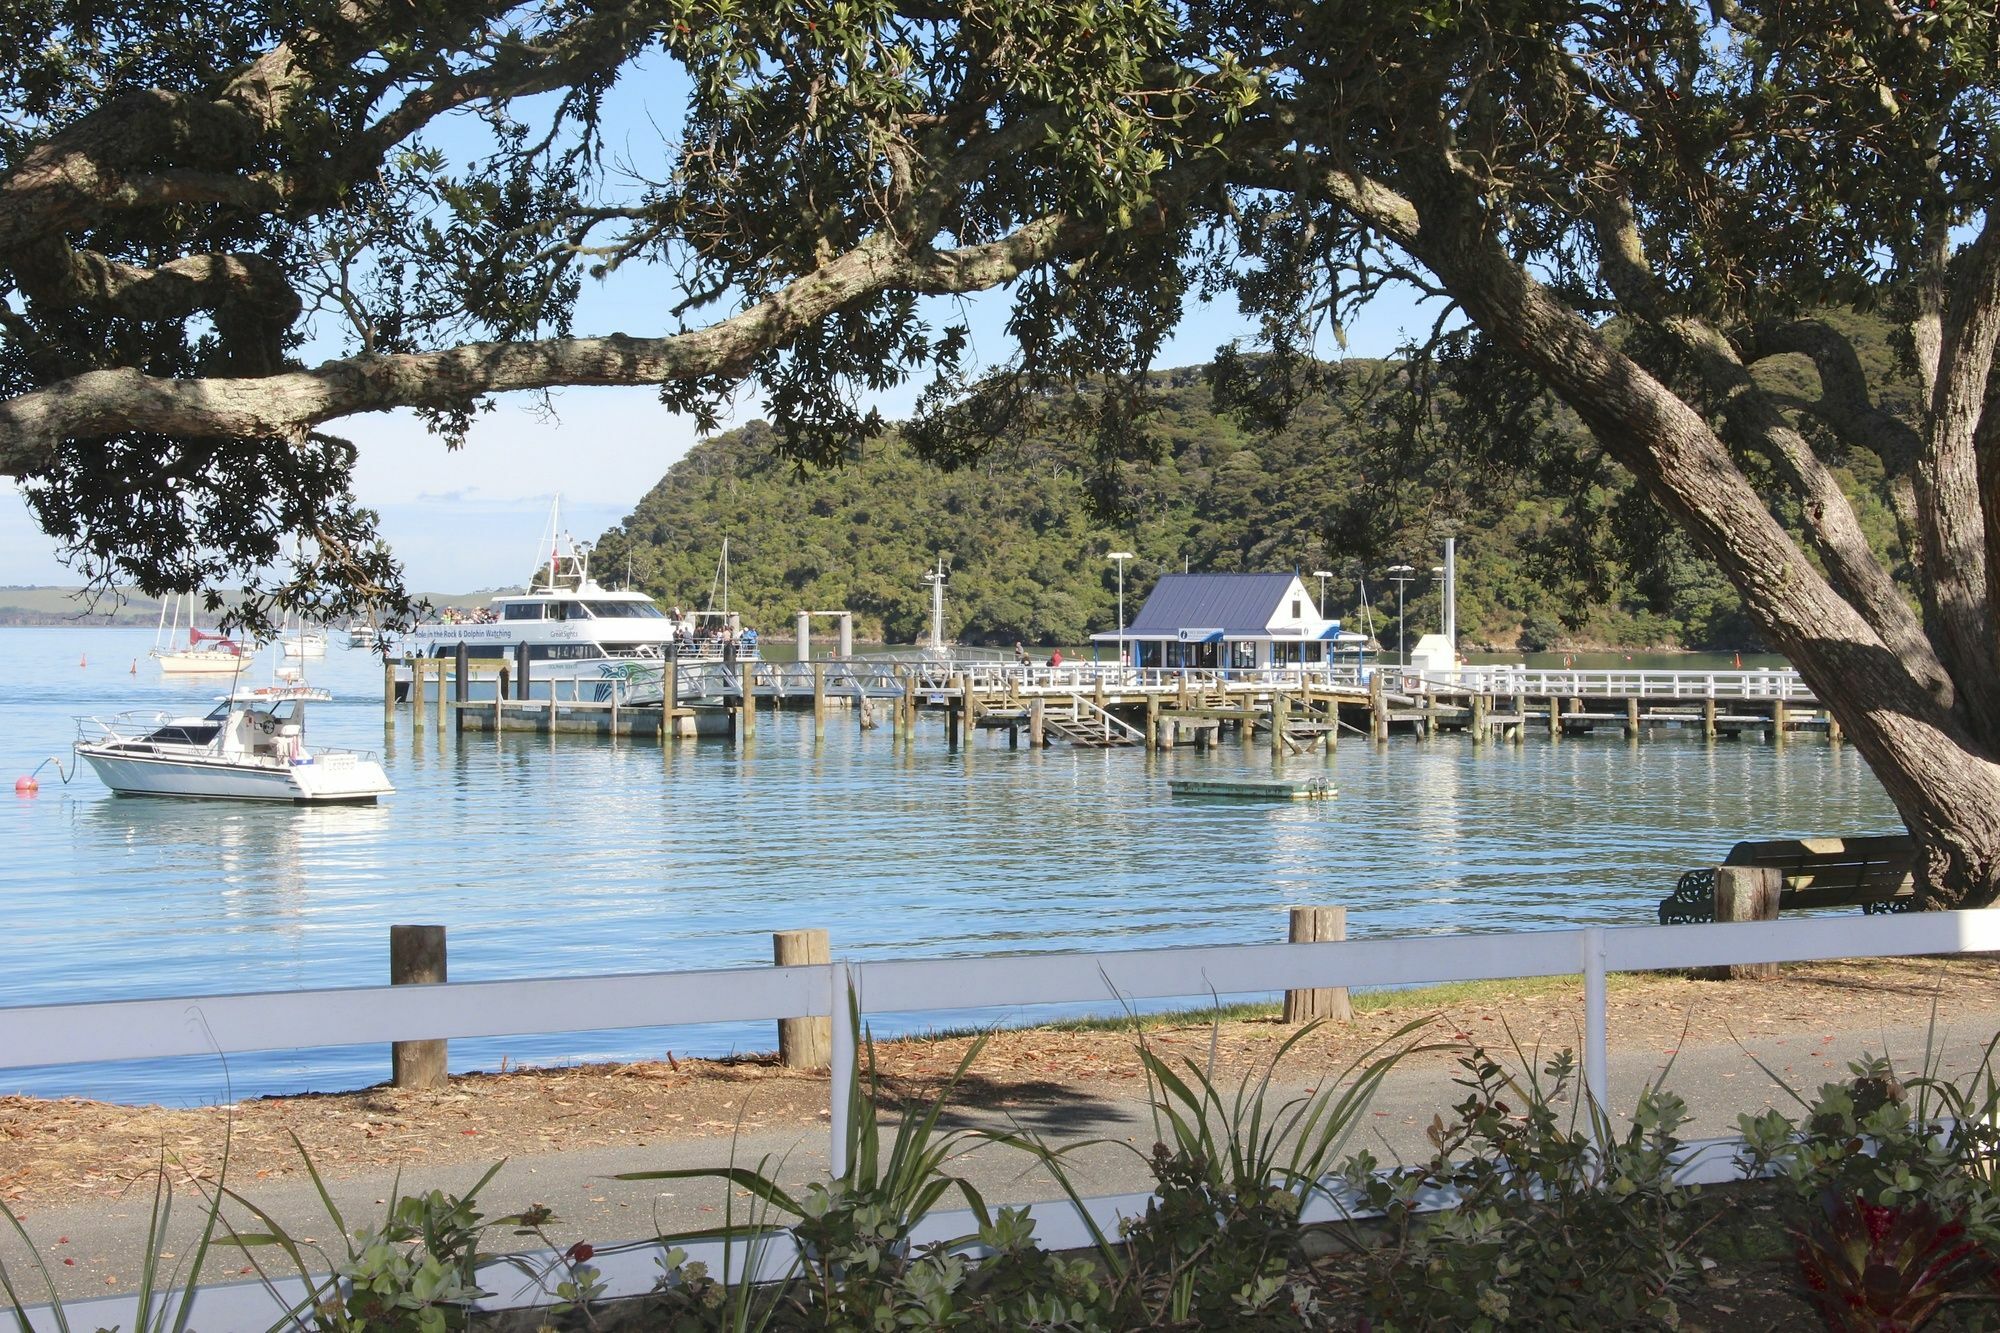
[6,909,1996,1159]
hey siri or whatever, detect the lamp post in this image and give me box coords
[1108,551,1135,667]
[1312,569,1333,619]
[1386,564,1416,665]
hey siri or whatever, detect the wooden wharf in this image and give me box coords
[388,652,1836,752]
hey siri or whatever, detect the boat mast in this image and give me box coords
[534,496,562,591]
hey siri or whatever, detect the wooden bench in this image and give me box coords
[1657,834,1918,924]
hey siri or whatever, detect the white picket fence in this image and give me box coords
[6,907,1999,1329]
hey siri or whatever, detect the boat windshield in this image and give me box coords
[145,722,220,746]
[585,601,665,618]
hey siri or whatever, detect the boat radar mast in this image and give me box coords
[532,497,590,591]
[923,556,949,654]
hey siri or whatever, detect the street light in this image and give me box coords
[1386,564,1416,665]
[1108,551,1135,667]
[1311,569,1333,619]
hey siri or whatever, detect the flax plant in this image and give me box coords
[619,1011,997,1322]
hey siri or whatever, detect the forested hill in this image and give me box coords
[589,364,1898,650]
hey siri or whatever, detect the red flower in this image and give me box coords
[566,1242,595,1264]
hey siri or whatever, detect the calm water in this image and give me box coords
[1,627,1895,1104]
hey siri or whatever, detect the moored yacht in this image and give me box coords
[75,685,393,803]
[149,594,249,674]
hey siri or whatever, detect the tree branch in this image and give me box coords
[0,210,1109,468]
[1911,215,2000,734]
[1578,197,1949,707]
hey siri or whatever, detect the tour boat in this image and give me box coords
[74,685,393,803]
[149,595,249,674]
[395,502,756,697]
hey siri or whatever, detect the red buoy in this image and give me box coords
[130,658,138,674]
[14,776,37,795]
[78,654,87,668]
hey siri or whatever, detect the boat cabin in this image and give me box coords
[1090,572,1368,671]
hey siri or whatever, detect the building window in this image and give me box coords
[1291,598,1302,619]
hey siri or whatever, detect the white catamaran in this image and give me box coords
[396,501,757,698]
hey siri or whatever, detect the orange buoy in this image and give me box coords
[14,776,36,795]
[79,654,87,668]
[130,658,138,674]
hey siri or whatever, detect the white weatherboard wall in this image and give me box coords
[6,909,2000,1330]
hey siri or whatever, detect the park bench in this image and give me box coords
[1657,834,1917,924]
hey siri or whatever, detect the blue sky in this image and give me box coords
[0,57,1440,592]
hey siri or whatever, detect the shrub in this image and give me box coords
[1330,1045,1704,1332]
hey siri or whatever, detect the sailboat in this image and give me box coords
[682,537,755,652]
[150,594,249,675]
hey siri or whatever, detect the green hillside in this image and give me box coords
[583,349,1905,651]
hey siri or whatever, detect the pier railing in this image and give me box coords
[1416,665,1815,701]
[5,906,1997,1326]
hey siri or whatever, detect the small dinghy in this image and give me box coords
[1167,777,1338,801]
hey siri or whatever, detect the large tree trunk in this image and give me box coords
[1416,210,2000,909]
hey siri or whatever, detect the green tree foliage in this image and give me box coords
[593,343,1912,651]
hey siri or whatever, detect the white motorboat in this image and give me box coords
[281,629,328,658]
[75,686,394,804]
[344,622,378,649]
[150,594,250,674]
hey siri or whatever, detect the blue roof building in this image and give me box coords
[1091,572,1364,670]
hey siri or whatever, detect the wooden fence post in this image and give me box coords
[774,928,832,1068]
[383,656,398,724]
[1283,907,1352,1023]
[1700,867,1783,981]
[390,925,448,1089]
